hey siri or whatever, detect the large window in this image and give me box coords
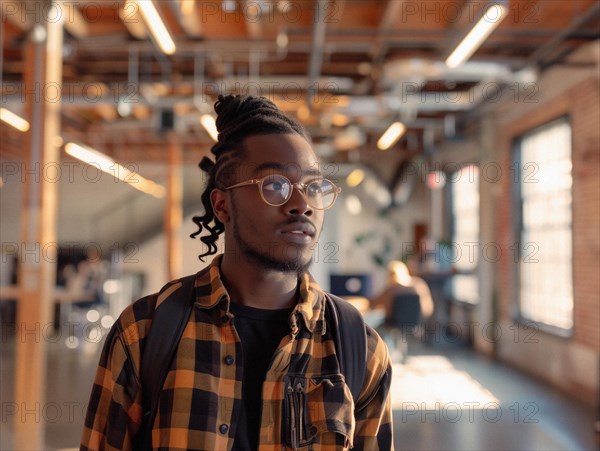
[449,165,480,304]
[514,118,573,332]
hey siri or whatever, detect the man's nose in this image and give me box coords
[285,185,313,216]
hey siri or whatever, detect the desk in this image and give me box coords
[0,285,94,331]
[0,285,94,303]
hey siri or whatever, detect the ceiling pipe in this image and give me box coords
[523,2,600,70]
[73,37,371,55]
[2,76,355,109]
[3,85,504,113]
[367,0,405,93]
[192,54,209,112]
[118,46,140,116]
[307,0,329,110]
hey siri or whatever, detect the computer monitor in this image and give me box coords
[329,274,373,298]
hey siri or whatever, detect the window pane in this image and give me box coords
[450,165,479,303]
[517,119,573,331]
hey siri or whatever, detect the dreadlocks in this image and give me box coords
[191,95,310,260]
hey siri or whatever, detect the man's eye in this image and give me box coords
[308,184,322,195]
[264,181,283,192]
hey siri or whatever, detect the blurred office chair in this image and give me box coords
[385,292,422,363]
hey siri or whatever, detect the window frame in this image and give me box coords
[511,115,574,338]
[447,163,481,306]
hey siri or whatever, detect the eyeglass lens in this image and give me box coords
[260,174,336,209]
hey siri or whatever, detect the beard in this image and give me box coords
[230,198,313,276]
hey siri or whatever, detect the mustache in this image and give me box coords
[282,216,316,226]
[281,216,317,233]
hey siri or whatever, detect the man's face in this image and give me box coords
[223,133,325,275]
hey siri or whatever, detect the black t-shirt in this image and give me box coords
[229,301,293,451]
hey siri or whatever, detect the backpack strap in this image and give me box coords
[325,293,368,405]
[133,276,367,449]
[136,273,197,450]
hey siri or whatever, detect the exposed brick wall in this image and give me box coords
[496,76,600,404]
[570,78,600,352]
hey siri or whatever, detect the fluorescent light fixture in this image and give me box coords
[346,169,365,187]
[135,0,176,55]
[377,121,406,150]
[446,3,508,68]
[0,108,30,132]
[65,142,165,198]
[200,114,218,141]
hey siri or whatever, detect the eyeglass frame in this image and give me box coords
[221,174,341,210]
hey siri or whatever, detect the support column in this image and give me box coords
[430,187,443,242]
[476,116,499,356]
[15,13,63,450]
[165,136,183,280]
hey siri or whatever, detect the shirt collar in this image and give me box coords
[193,254,327,334]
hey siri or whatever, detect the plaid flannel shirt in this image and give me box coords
[81,255,393,450]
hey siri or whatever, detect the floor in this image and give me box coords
[388,335,599,451]
[1,317,598,450]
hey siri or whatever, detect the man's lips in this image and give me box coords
[279,221,316,238]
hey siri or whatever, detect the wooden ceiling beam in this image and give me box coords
[119,0,147,39]
[1,0,33,31]
[170,0,203,38]
[56,0,89,38]
[244,0,263,39]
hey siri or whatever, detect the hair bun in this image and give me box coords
[213,95,278,136]
[199,156,216,173]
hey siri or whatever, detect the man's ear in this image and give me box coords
[211,189,230,223]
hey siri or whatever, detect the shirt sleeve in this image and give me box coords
[352,326,394,450]
[80,306,145,451]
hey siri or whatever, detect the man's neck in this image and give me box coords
[219,255,300,310]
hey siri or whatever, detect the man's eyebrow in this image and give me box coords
[253,162,286,173]
[253,162,322,177]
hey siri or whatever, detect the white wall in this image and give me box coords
[334,179,431,295]
[122,212,218,297]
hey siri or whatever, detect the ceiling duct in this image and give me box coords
[381,59,537,89]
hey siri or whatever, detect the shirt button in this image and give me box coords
[219,423,229,434]
[225,355,235,365]
[221,315,229,324]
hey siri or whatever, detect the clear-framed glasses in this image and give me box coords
[223,174,341,210]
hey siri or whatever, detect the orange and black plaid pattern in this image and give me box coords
[81,255,393,450]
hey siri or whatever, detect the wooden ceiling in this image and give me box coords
[2,0,599,169]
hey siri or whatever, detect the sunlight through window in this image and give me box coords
[515,119,573,331]
[450,165,480,304]
[391,355,498,411]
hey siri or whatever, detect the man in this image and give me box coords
[81,95,393,450]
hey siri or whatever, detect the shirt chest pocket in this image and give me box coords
[283,374,355,450]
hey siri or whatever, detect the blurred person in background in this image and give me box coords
[372,260,434,322]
